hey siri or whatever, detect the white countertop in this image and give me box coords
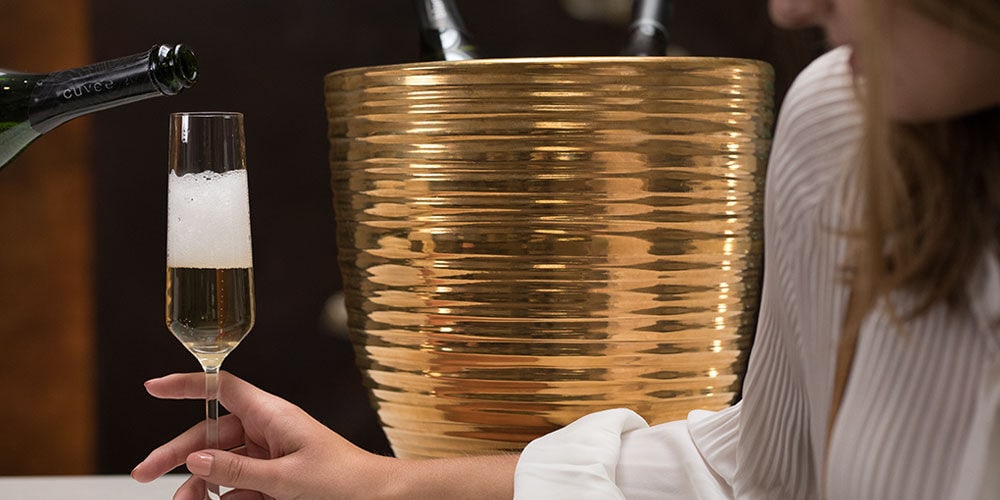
[0,474,188,499]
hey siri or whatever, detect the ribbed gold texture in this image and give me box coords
[325,57,773,459]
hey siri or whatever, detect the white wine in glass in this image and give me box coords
[165,112,254,500]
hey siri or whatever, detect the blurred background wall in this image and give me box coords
[0,0,823,475]
[0,0,95,475]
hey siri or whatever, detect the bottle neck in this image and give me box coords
[418,0,463,30]
[623,0,672,56]
[29,48,170,134]
[416,0,479,61]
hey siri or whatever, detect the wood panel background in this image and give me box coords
[0,0,95,474]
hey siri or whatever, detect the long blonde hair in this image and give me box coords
[827,0,1000,464]
[846,0,1000,331]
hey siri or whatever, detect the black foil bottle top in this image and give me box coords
[26,43,198,133]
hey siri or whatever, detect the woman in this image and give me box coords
[132,0,1000,498]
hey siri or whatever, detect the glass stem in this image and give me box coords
[205,367,221,500]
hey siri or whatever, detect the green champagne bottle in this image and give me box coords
[415,0,481,61]
[622,0,673,56]
[0,43,198,171]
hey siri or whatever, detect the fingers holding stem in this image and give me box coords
[132,413,246,483]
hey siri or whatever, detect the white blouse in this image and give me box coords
[513,47,1000,500]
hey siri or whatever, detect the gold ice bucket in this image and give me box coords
[325,57,773,459]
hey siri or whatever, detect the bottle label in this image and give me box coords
[28,50,157,133]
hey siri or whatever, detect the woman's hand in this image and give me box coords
[131,372,518,499]
[130,371,397,499]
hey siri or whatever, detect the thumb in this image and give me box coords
[186,450,284,495]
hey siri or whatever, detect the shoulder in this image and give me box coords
[776,46,860,144]
[787,46,854,96]
[761,48,865,276]
[766,47,863,197]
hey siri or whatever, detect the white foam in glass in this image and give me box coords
[167,169,253,269]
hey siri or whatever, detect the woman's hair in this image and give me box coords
[846,0,1000,332]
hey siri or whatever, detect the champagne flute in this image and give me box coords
[165,112,254,500]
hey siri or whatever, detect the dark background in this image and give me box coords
[89,0,824,472]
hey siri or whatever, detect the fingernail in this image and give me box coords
[188,452,213,476]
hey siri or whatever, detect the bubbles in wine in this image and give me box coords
[167,169,252,268]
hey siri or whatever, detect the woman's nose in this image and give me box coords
[769,0,832,29]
